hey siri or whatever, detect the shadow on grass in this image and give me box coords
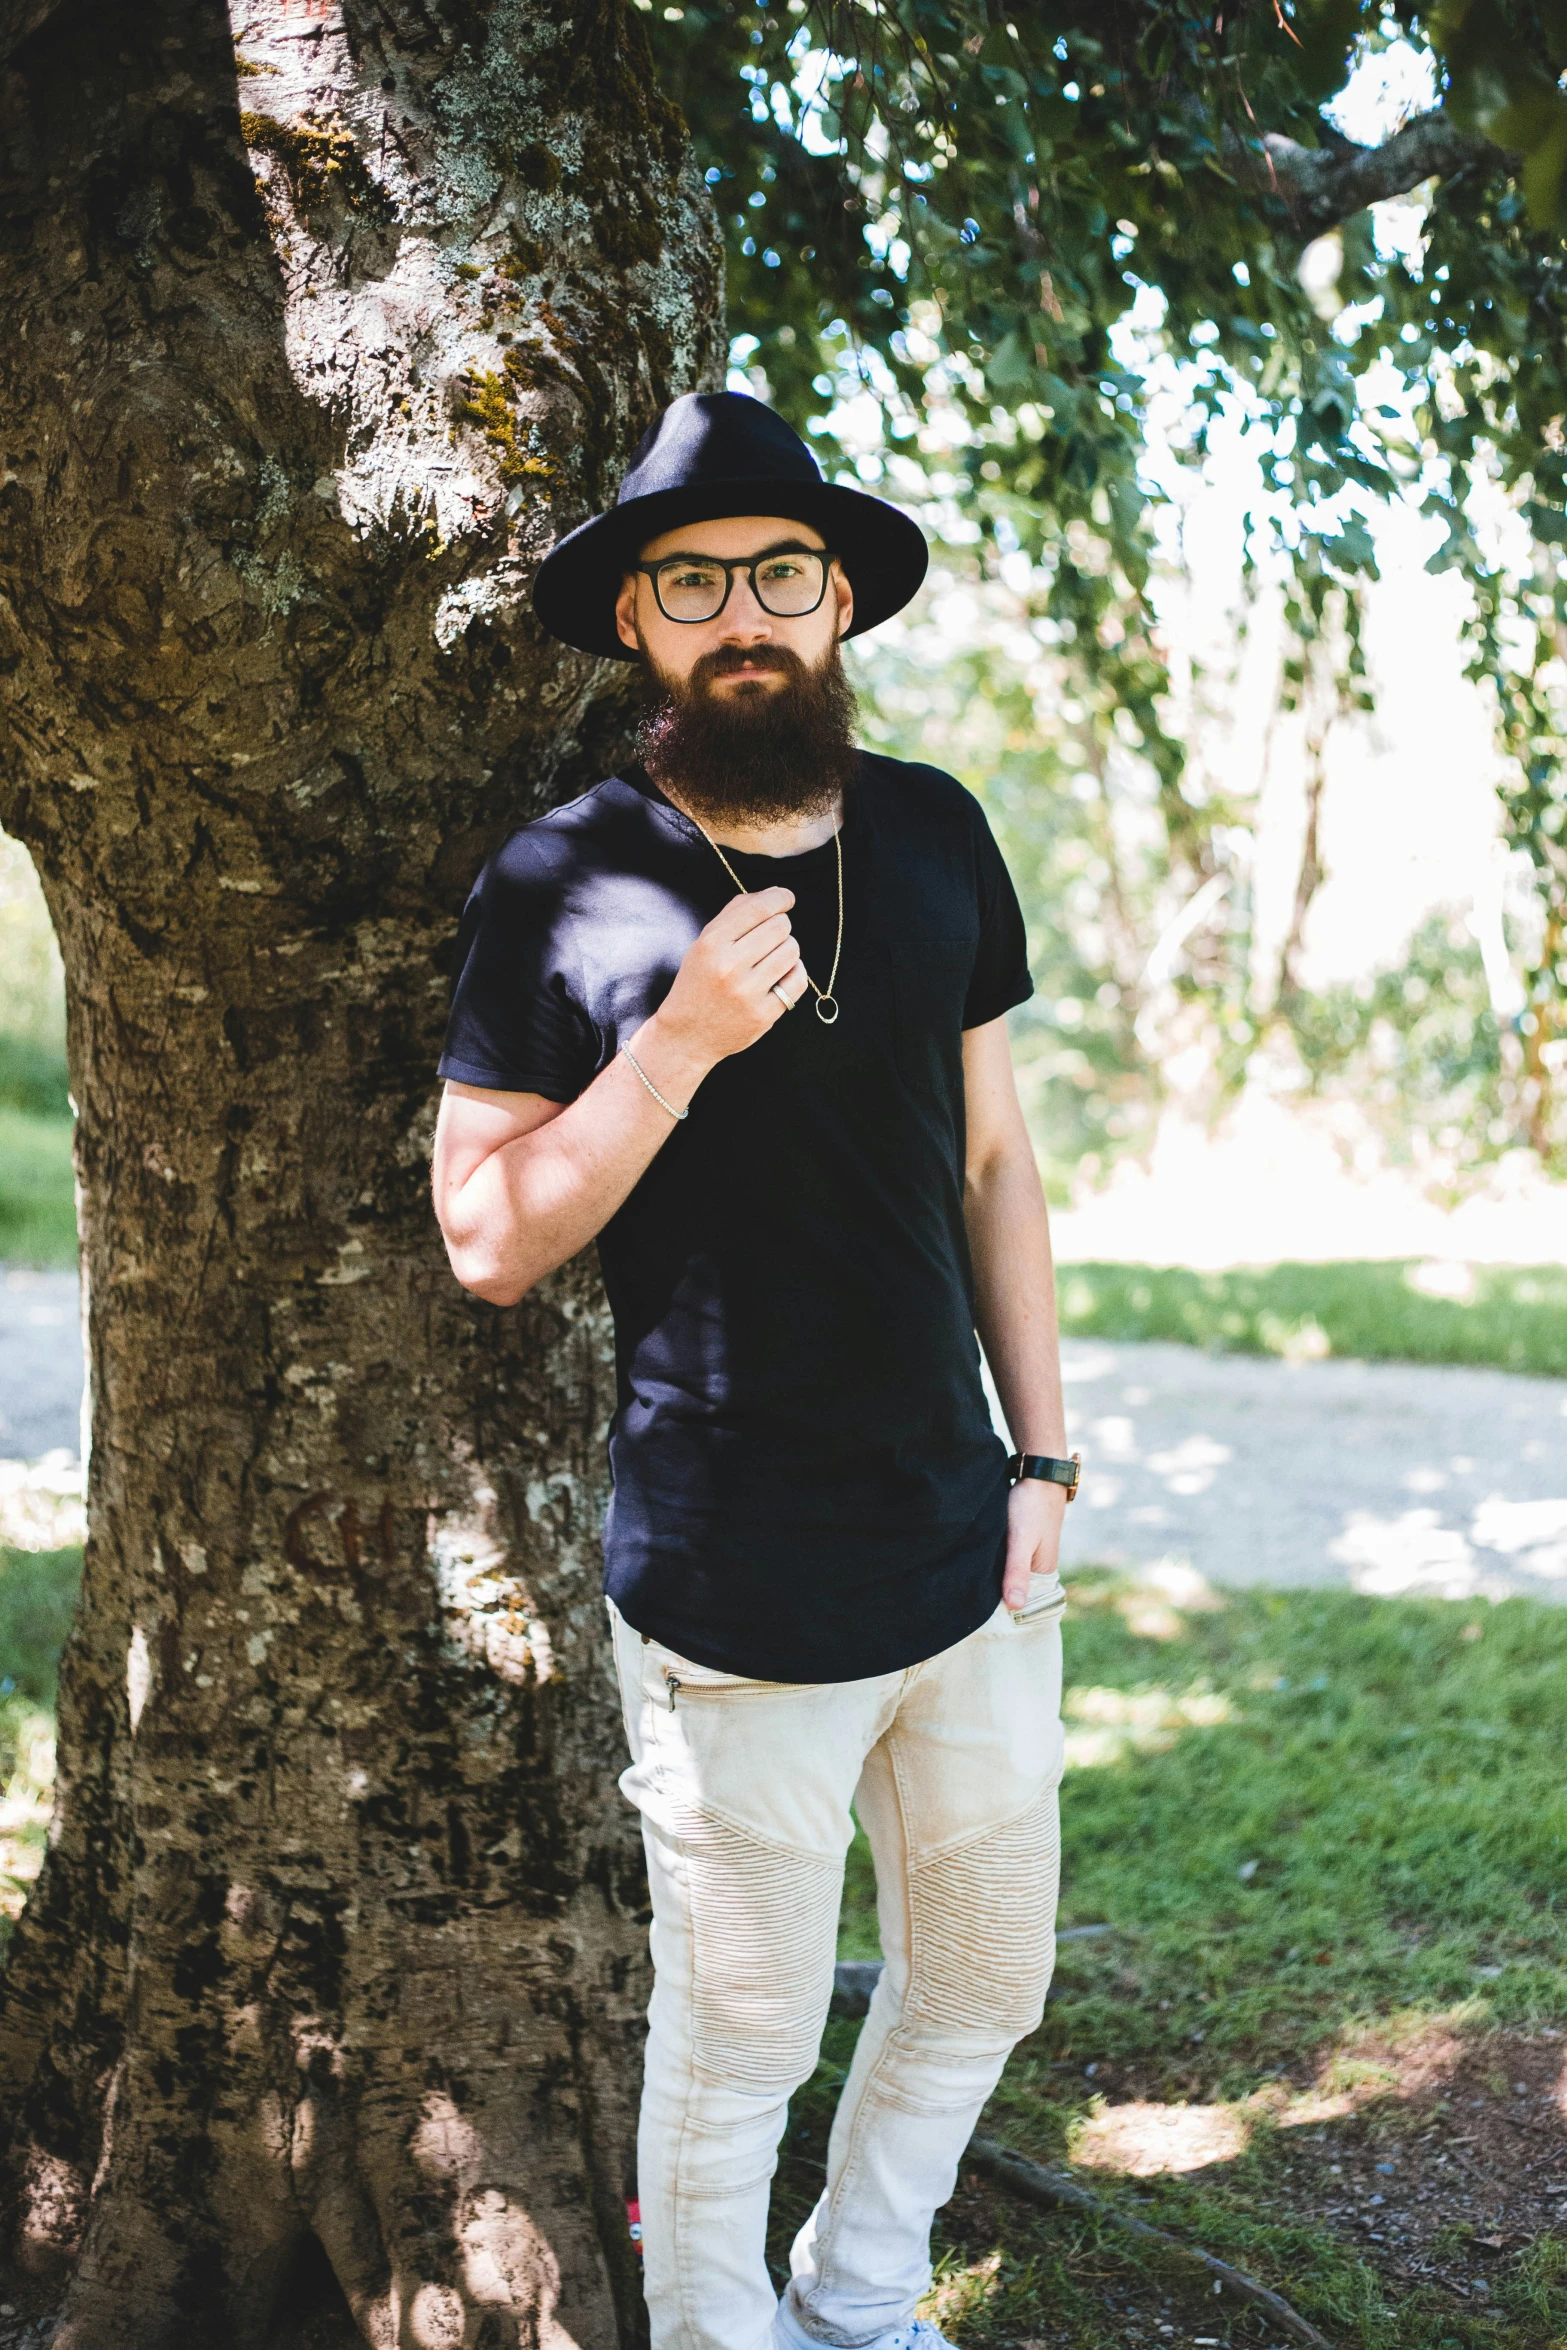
[772,1575,1567,2350]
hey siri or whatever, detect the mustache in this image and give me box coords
[690,644,802,685]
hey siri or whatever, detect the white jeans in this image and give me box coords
[609,1575,1065,2350]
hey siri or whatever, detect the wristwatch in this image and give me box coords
[1007,1450,1081,1501]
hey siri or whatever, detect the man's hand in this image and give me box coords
[1001,1477,1066,1610]
[643,886,808,1075]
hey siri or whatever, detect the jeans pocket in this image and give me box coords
[979,1573,1066,1639]
[644,1638,811,1710]
[1009,1570,1067,1626]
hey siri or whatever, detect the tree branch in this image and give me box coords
[1225,109,1511,241]
[966,2137,1337,2350]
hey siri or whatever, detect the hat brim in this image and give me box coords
[531,477,929,661]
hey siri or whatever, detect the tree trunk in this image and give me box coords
[0,2,723,2339]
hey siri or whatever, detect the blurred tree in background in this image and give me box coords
[644,0,1567,1176]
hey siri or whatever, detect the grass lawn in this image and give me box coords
[1055,1261,1567,1380]
[0,1110,75,1269]
[0,1545,80,1926]
[763,1574,1567,2350]
[4,1555,1567,2343]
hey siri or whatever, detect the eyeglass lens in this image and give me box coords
[655,551,826,622]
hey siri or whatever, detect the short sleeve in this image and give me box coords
[437,832,603,1102]
[962,798,1034,1029]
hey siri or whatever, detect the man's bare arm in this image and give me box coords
[961,1016,1068,1607]
[433,886,804,1304]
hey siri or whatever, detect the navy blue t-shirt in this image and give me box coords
[438,752,1034,1681]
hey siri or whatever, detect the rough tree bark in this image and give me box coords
[0,1,723,2341]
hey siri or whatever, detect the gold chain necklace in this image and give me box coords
[677,800,844,1027]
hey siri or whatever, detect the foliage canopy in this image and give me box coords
[648,0,1567,1153]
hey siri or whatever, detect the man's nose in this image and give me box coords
[716,571,774,641]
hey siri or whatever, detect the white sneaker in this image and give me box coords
[774,2300,961,2350]
[870,2327,961,2350]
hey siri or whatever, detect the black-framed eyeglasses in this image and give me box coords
[634,543,836,625]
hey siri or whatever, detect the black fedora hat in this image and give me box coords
[532,391,928,661]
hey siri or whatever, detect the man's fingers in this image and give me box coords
[755,937,806,992]
[707,886,794,944]
[723,911,794,970]
[1001,1555,1035,1610]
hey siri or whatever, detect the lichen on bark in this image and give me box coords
[0,0,723,2341]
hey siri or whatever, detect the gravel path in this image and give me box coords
[0,1269,80,1460]
[1058,1338,1567,1605]
[3,1269,1564,1604]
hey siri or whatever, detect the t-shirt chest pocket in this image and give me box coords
[883,935,976,1096]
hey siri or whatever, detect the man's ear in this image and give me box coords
[831,557,854,639]
[614,573,640,653]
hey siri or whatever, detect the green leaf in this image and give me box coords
[1524,500,1567,546]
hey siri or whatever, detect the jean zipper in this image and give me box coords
[660,1667,808,1709]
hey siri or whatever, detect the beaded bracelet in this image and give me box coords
[620,1043,689,1122]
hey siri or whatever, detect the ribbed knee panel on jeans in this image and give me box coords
[674,1803,843,2094]
[906,1786,1059,2040]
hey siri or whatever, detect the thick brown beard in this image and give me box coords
[634,637,859,826]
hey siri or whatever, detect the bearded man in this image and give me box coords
[432,393,1077,2350]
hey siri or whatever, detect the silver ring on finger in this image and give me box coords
[770,981,794,1010]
